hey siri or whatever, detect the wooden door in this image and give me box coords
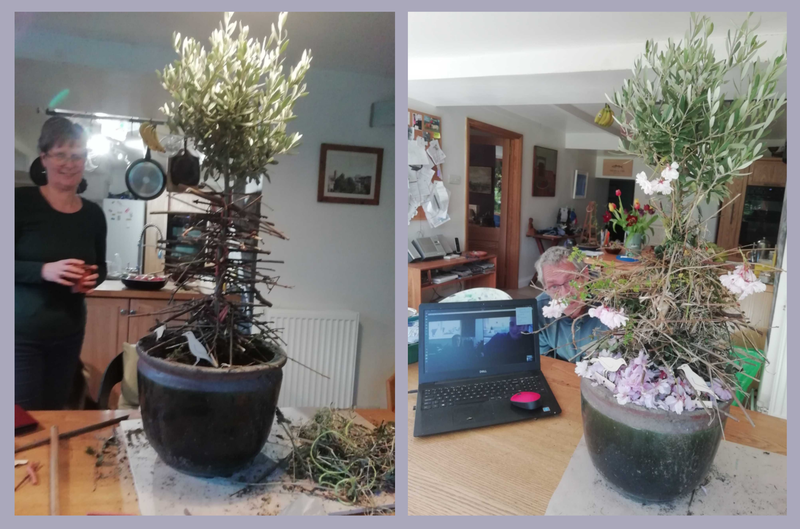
[128,299,174,343]
[465,120,523,290]
[716,176,747,252]
[81,298,129,400]
[467,141,505,286]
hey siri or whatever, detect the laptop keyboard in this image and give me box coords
[421,375,546,410]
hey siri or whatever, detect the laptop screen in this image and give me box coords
[419,300,540,384]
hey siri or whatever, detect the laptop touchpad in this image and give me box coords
[453,404,493,424]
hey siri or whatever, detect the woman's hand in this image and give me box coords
[71,266,99,294]
[41,259,85,286]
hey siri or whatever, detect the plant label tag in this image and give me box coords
[184,331,218,368]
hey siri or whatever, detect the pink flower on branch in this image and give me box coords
[588,305,629,329]
[543,298,569,319]
[720,265,766,300]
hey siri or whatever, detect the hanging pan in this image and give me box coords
[126,147,166,200]
[168,138,200,187]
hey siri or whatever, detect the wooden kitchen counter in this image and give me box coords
[87,280,208,301]
[15,408,394,515]
[407,358,787,516]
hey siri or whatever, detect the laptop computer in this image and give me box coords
[413,299,561,437]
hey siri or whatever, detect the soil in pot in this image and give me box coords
[137,333,287,477]
[581,377,729,503]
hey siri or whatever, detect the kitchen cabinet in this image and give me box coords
[716,158,786,258]
[126,299,172,350]
[81,298,130,400]
[80,283,204,404]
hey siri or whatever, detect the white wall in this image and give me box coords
[261,70,395,408]
[408,98,600,288]
[16,57,395,408]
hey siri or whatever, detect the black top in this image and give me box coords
[15,187,108,340]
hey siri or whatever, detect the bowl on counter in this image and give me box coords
[121,274,168,291]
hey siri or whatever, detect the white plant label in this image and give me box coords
[184,331,218,367]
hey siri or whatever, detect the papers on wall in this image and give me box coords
[427,139,446,165]
[408,137,429,166]
[422,181,451,228]
[408,136,450,227]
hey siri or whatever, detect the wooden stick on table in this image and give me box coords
[15,415,130,453]
[49,426,59,516]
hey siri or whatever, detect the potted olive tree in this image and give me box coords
[135,12,312,477]
[542,13,786,502]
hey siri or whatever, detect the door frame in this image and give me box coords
[465,118,523,289]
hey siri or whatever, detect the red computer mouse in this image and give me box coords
[510,392,541,410]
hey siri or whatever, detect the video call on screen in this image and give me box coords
[423,307,535,375]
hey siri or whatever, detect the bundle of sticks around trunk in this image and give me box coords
[145,185,288,367]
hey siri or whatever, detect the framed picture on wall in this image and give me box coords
[533,146,557,197]
[573,170,588,199]
[318,144,383,206]
[468,166,493,194]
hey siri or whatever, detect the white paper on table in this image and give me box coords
[408,137,429,166]
[427,139,446,165]
[407,166,419,184]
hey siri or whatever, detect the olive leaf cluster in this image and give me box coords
[610,13,786,239]
[158,12,312,186]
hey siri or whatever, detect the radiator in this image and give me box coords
[262,308,360,408]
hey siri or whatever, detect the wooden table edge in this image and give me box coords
[15,408,394,516]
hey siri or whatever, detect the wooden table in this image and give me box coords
[526,221,577,255]
[15,408,394,515]
[407,359,787,516]
[408,255,496,311]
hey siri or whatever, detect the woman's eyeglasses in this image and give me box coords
[45,152,87,164]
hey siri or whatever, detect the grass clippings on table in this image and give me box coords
[282,409,395,506]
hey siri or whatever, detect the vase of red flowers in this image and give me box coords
[603,190,658,257]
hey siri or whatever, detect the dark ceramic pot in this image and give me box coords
[581,377,729,503]
[136,334,287,477]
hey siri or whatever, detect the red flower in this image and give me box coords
[626,214,638,227]
[616,189,622,197]
[603,211,612,223]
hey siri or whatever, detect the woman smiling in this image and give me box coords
[15,117,108,410]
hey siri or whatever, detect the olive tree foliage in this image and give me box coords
[610,13,786,242]
[158,12,312,188]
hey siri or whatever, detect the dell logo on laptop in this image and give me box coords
[479,369,487,374]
